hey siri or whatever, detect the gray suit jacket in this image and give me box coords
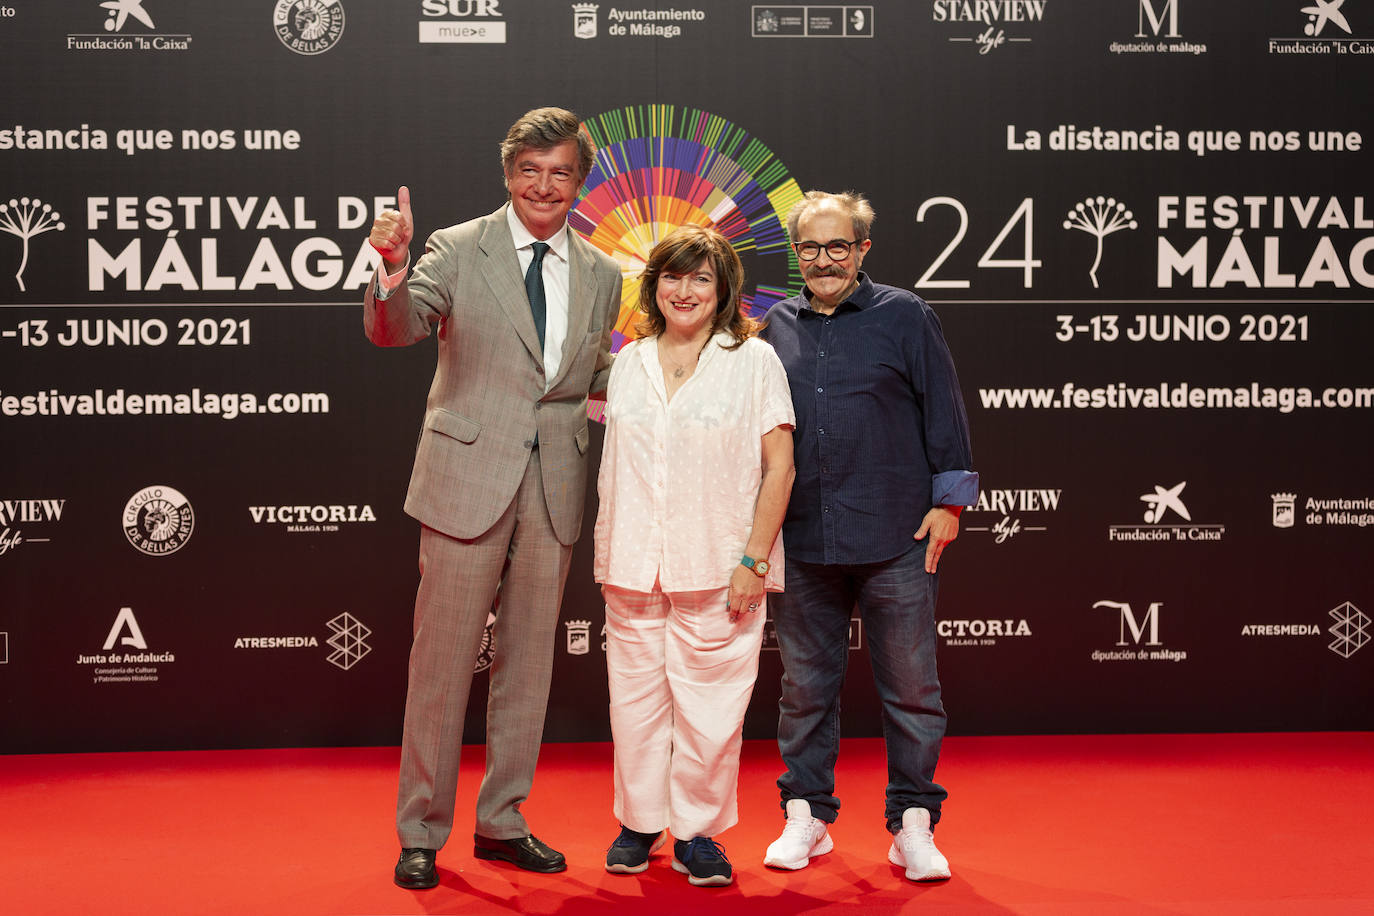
[364,205,622,546]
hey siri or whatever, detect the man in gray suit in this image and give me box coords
[364,107,622,889]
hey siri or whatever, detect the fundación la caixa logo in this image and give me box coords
[66,1,192,51]
[1109,480,1225,543]
[1269,1,1372,54]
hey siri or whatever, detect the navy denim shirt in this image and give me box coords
[760,273,979,565]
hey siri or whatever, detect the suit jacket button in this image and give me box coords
[523,440,534,449]
[536,366,545,375]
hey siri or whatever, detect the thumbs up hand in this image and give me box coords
[369,185,414,267]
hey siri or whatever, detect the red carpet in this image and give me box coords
[2,733,1371,914]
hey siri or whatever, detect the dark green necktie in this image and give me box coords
[525,241,549,349]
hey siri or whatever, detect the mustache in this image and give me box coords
[805,265,848,279]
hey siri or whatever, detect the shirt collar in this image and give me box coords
[506,205,569,262]
[800,271,873,314]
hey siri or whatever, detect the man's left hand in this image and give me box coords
[914,506,961,574]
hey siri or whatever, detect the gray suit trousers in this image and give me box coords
[395,448,573,848]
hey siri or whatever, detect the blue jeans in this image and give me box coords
[773,545,947,833]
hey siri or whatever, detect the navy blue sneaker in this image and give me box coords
[605,825,665,874]
[672,836,732,886]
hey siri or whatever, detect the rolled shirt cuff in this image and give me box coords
[934,469,980,508]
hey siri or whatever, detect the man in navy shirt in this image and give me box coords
[759,190,978,882]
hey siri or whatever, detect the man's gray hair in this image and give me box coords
[499,107,596,183]
[787,190,876,242]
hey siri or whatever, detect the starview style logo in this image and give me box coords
[0,497,65,558]
[67,1,192,52]
[932,0,1046,54]
[963,487,1060,543]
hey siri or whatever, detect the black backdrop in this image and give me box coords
[2,0,1371,754]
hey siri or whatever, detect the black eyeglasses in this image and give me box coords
[794,239,862,261]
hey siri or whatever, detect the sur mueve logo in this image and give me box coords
[420,0,506,44]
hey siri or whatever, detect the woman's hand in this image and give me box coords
[726,564,765,622]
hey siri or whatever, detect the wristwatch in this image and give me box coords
[740,555,770,577]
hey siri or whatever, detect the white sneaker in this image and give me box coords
[887,807,951,881]
[763,798,834,870]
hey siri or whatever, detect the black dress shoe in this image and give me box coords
[473,833,567,873]
[394,847,438,889]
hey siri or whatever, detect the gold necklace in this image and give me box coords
[661,334,711,379]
